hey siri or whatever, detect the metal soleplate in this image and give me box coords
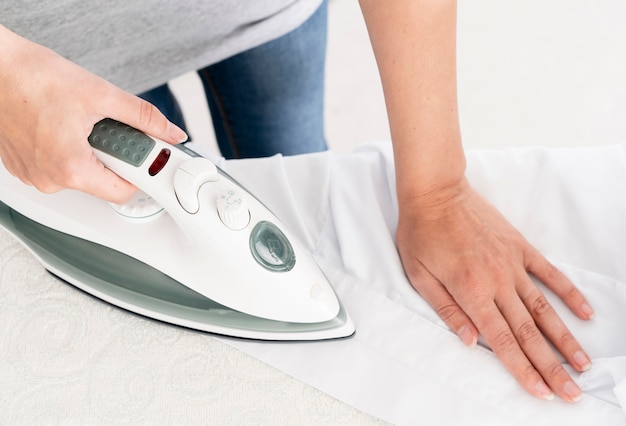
[0,201,355,341]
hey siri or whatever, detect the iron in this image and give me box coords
[0,119,354,340]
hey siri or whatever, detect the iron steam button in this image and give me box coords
[174,169,200,213]
[173,158,220,214]
[217,190,250,230]
[177,157,219,180]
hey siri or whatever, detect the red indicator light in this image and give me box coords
[149,148,171,176]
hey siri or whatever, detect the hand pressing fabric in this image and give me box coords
[396,177,594,402]
[359,0,594,402]
[0,25,187,204]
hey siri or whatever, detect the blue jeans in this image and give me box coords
[139,0,328,159]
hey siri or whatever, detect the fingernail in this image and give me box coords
[564,380,583,402]
[581,303,595,319]
[457,326,477,348]
[535,381,555,400]
[573,351,591,372]
[167,123,188,143]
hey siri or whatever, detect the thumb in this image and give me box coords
[101,88,188,144]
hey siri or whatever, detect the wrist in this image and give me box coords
[394,143,466,207]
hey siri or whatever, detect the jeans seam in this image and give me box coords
[198,69,241,159]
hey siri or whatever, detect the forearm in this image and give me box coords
[358,0,465,209]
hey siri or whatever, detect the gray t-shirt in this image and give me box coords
[1,0,322,93]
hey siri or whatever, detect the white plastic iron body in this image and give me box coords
[0,119,355,341]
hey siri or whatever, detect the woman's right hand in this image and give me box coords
[0,25,187,204]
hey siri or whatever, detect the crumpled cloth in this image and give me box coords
[218,142,626,425]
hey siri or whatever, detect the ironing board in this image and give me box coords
[1,141,625,425]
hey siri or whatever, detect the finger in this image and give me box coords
[470,299,557,401]
[525,246,594,320]
[518,279,591,373]
[69,154,137,204]
[496,286,583,403]
[12,141,135,203]
[100,87,188,144]
[83,168,136,204]
[407,259,478,347]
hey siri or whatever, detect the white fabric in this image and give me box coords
[220,142,626,425]
[1,142,626,424]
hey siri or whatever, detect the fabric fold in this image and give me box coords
[222,142,626,424]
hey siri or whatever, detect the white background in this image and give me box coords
[171,0,626,155]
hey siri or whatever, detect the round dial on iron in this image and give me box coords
[110,190,164,220]
[216,189,250,230]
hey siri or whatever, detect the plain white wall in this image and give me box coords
[457,1,626,149]
[171,0,626,155]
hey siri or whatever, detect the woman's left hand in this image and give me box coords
[396,177,594,402]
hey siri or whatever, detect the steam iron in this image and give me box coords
[0,119,355,341]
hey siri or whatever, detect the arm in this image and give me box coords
[0,25,187,203]
[359,0,593,402]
